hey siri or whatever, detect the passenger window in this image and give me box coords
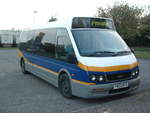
[31,31,45,51]
[26,31,36,52]
[32,28,57,58]
[41,29,57,58]
[56,29,75,63]
[34,32,45,46]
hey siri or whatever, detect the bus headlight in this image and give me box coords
[90,75,105,82]
[135,70,139,75]
[90,75,96,81]
[131,69,139,78]
[131,71,136,76]
[98,75,104,82]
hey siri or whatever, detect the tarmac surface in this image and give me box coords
[0,49,150,113]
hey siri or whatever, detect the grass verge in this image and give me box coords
[135,52,150,59]
[132,47,150,59]
[0,47,18,50]
[133,47,150,53]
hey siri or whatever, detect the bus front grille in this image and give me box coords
[106,72,132,82]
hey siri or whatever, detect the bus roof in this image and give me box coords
[26,17,115,31]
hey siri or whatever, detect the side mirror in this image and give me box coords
[131,48,135,54]
[67,53,77,64]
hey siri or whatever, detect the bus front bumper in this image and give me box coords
[71,77,140,98]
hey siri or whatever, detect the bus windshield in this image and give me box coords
[72,29,131,57]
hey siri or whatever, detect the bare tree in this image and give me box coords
[48,15,57,22]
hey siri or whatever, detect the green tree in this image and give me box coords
[136,13,150,46]
[96,2,143,45]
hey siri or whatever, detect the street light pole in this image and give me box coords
[33,10,37,29]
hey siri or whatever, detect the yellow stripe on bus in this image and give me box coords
[27,61,58,76]
[27,59,95,85]
[18,50,58,76]
[77,62,139,72]
[18,51,23,57]
[72,79,96,85]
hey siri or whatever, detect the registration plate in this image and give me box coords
[113,82,128,89]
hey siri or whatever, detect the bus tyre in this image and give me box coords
[59,74,73,98]
[20,59,28,74]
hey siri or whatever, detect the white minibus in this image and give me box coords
[18,17,140,98]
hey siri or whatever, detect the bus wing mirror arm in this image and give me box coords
[130,48,135,54]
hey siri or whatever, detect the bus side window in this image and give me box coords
[33,32,45,46]
[56,28,75,63]
[31,31,45,52]
[26,31,36,52]
[40,28,57,58]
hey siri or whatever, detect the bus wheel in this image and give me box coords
[20,59,28,74]
[59,74,73,98]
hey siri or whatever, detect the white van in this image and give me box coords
[18,17,140,98]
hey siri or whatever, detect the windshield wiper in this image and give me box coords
[95,51,116,54]
[85,51,117,57]
[117,51,131,54]
[83,51,131,57]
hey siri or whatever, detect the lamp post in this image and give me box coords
[33,10,37,29]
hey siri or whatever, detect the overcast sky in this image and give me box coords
[0,0,150,30]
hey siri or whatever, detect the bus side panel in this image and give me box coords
[21,50,90,87]
[22,51,58,87]
[25,61,58,87]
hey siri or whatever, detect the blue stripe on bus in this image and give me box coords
[22,51,138,84]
